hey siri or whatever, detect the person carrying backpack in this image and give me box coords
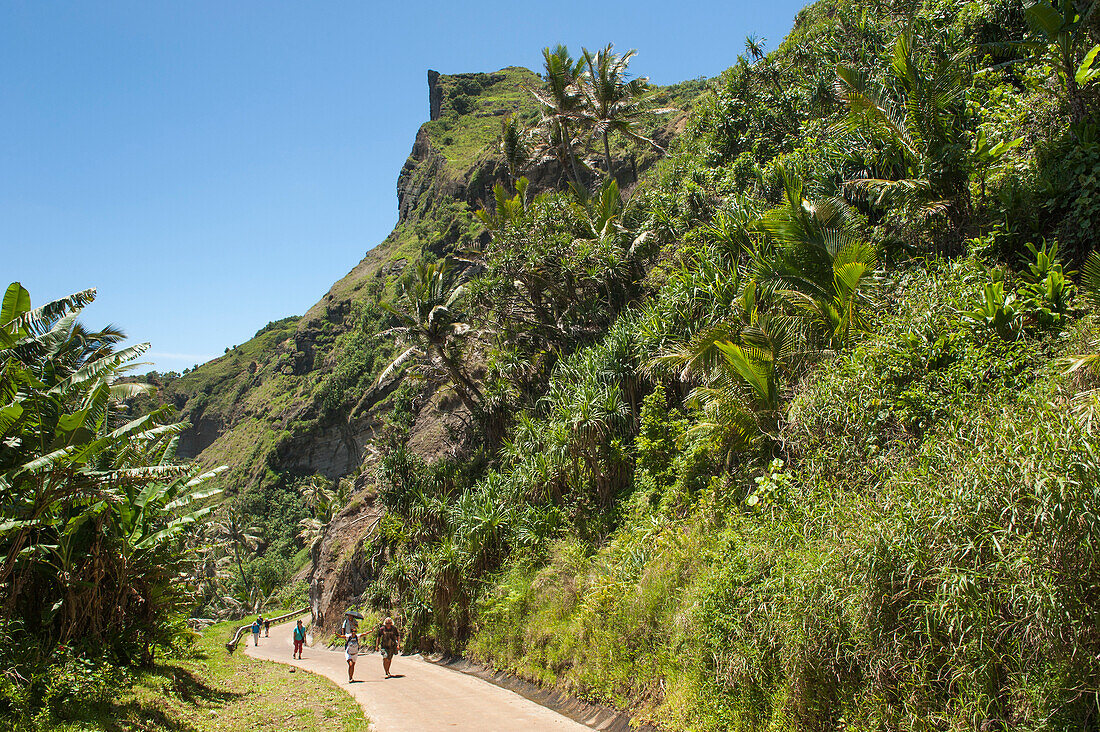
[251,617,261,647]
[292,619,307,659]
[373,617,402,678]
[344,630,360,682]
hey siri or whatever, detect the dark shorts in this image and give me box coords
[381,645,397,659]
[293,640,304,653]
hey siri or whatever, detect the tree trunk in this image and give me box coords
[434,347,483,416]
[562,119,583,187]
[602,131,613,181]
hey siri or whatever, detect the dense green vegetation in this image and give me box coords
[359,2,1100,729]
[0,283,225,725]
[10,0,1100,727]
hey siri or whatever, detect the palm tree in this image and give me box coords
[580,44,673,179]
[297,516,324,550]
[298,474,334,520]
[499,114,530,186]
[378,259,483,415]
[475,177,530,233]
[835,33,974,243]
[212,507,261,587]
[528,45,588,186]
[756,168,878,350]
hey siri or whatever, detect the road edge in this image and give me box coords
[421,655,657,732]
[241,616,374,731]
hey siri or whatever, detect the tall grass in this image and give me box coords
[471,261,1100,730]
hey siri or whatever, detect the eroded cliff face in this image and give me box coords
[307,484,384,635]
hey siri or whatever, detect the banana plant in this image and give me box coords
[1024,0,1098,119]
[1,281,224,661]
[1077,44,1100,86]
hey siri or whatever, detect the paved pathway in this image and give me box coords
[245,616,590,732]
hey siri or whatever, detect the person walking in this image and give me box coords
[264,618,270,637]
[292,620,306,659]
[342,610,359,637]
[251,617,261,647]
[374,616,402,678]
[344,629,360,682]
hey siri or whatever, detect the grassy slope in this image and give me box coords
[470,259,1100,731]
[424,67,543,169]
[43,622,365,732]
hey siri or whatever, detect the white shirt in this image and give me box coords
[344,634,360,661]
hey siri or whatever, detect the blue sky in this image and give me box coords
[2,0,808,372]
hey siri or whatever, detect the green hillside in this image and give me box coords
[146,61,703,607]
[177,2,1100,724]
[6,0,1100,727]
[350,2,1100,730]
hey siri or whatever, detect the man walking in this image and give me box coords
[374,616,402,678]
[251,616,261,647]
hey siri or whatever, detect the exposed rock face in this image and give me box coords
[177,412,224,459]
[271,416,374,481]
[396,128,448,223]
[307,486,385,634]
[428,69,442,121]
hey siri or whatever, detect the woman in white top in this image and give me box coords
[344,630,360,682]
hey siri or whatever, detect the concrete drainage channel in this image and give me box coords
[422,655,657,732]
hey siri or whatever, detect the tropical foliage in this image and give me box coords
[25,0,1099,728]
[0,283,223,724]
[361,0,1100,729]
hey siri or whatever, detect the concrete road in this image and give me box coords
[245,616,590,732]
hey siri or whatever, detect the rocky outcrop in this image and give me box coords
[428,69,442,121]
[396,128,448,223]
[270,416,373,481]
[307,487,384,634]
[163,63,698,639]
[177,412,224,460]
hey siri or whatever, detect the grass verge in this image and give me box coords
[40,621,367,732]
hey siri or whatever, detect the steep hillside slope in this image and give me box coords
[152,64,700,612]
